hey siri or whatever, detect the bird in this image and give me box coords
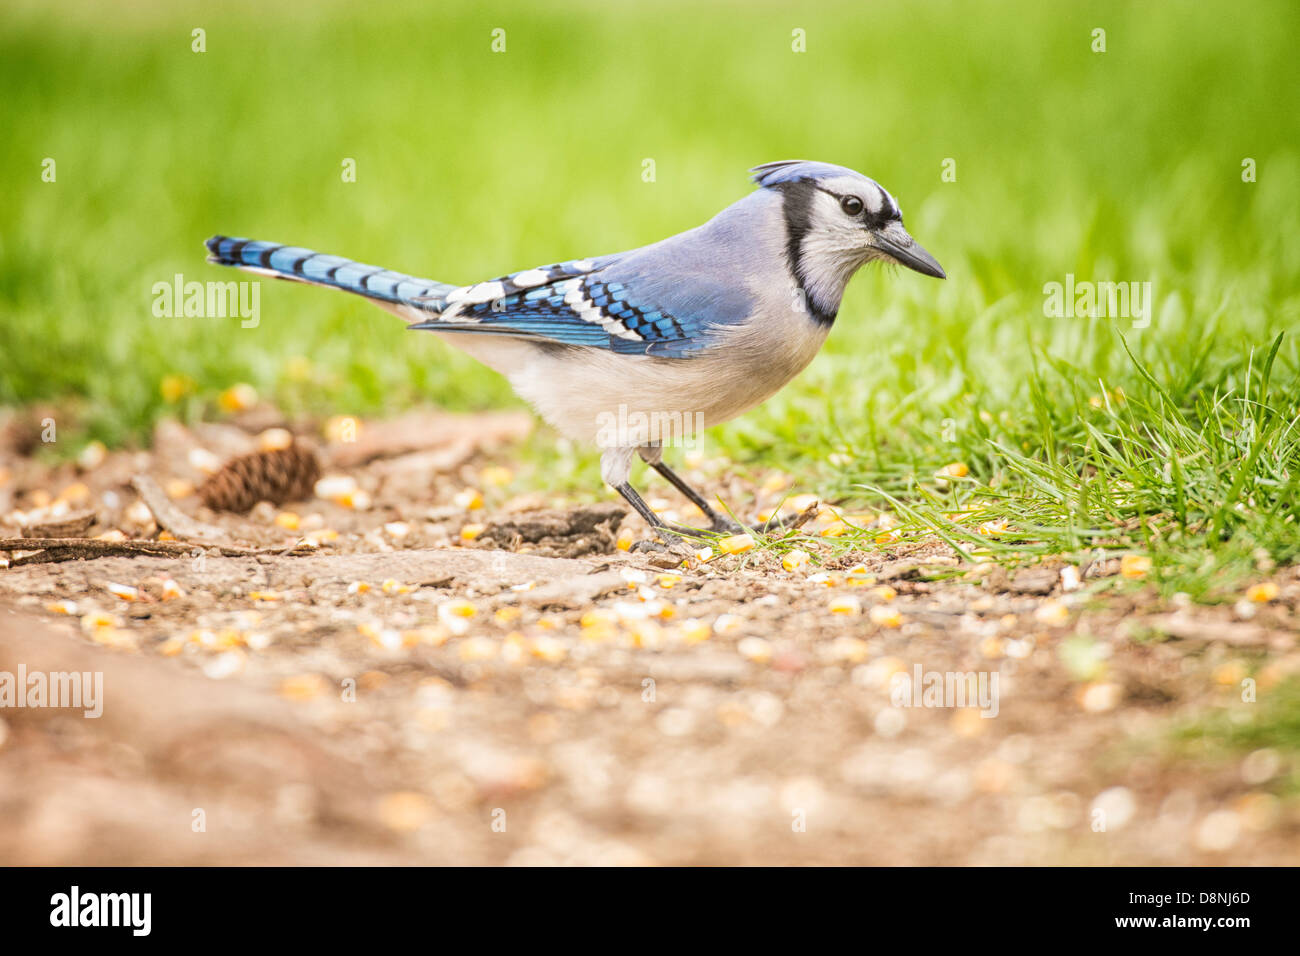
[206,160,945,546]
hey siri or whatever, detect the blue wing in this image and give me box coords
[410,244,755,359]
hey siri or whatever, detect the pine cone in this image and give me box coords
[198,442,321,513]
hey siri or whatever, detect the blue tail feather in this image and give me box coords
[204,236,453,309]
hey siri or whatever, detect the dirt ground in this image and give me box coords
[1,408,1297,865]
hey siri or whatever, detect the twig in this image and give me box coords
[130,474,232,545]
[0,537,268,560]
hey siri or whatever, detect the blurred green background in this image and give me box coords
[2,0,1298,586]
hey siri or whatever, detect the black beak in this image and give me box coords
[874,228,946,279]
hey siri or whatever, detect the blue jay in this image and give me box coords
[207,160,944,543]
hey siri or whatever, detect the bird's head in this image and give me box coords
[751,160,944,322]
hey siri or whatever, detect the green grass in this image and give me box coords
[2,0,1298,596]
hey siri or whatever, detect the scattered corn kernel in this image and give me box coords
[869,605,903,628]
[713,613,743,635]
[460,522,485,542]
[1246,582,1279,603]
[693,546,714,563]
[870,584,897,601]
[188,448,222,474]
[454,488,484,510]
[656,573,682,589]
[381,579,414,596]
[280,673,328,701]
[160,374,193,403]
[106,582,139,602]
[160,579,183,600]
[257,427,294,452]
[1034,599,1070,626]
[458,636,498,661]
[274,511,300,531]
[480,466,513,487]
[218,383,258,412]
[530,635,568,663]
[937,462,969,479]
[737,636,773,663]
[1120,554,1152,579]
[94,530,127,543]
[494,606,522,625]
[164,478,194,500]
[829,595,862,616]
[249,590,282,602]
[46,600,78,615]
[678,618,711,644]
[616,529,635,551]
[782,549,811,572]
[80,611,122,633]
[158,637,185,657]
[76,443,106,471]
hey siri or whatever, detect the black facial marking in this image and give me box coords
[774,181,837,326]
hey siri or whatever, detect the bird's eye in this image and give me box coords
[840,196,864,216]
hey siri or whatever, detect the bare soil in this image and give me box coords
[1,408,1297,865]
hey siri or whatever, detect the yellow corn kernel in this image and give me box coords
[460,522,485,542]
[249,590,282,602]
[494,606,522,625]
[164,478,194,500]
[869,605,903,628]
[678,618,711,644]
[737,636,773,663]
[1246,582,1278,603]
[454,488,484,510]
[480,466,513,487]
[719,533,755,554]
[381,579,413,595]
[656,573,682,589]
[46,600,78,615]
[106,582,139,602]
[274,511,300,530]
[218,383,258,412]
[280,673,328,701]
[443,599,477,618]
[829,595,862,616]
[870,585,897,602]
[257,427,294,452]
[158,637,186,657]
[160,579,183,600]
[782,549,811,572]
[1120,554,1151,579]
[160,374,193,403]
[616,529,635,551]
[530,635,568,663]
[937,462,969,479]
[347,580,371,595]
[1034,599,1070,626]
[458,636,498,661]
